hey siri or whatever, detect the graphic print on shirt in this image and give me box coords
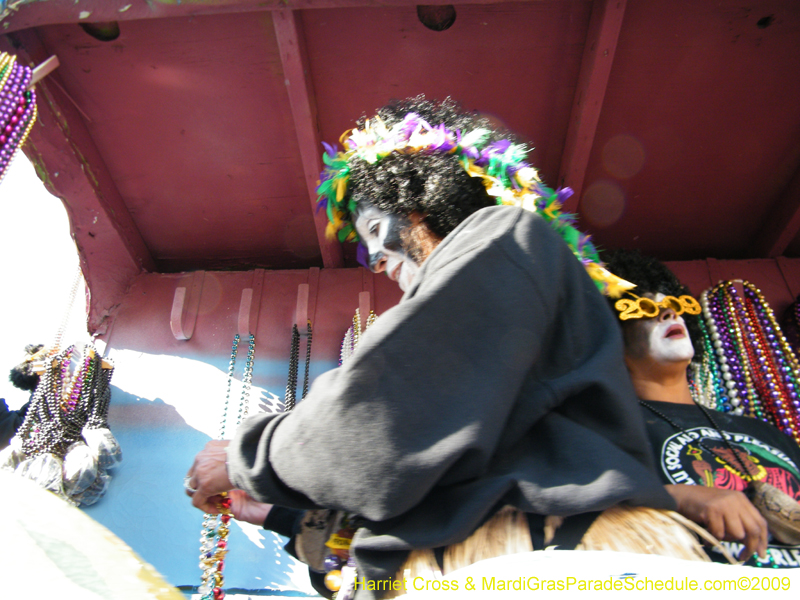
[658,425,800,568]
[659,426,800,500]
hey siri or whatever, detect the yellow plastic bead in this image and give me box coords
[324,570,343,592]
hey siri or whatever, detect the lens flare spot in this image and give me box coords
[582,180,625,228]
[602,135,645,179]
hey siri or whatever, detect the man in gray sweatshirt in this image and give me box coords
[186,97,678,598]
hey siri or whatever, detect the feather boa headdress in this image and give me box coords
[316,112,633,297]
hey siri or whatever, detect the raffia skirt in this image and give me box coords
[383,506,733,598]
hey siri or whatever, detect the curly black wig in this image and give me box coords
[602,249,703,359]
[347,96,508,239]
[9,343,44,391]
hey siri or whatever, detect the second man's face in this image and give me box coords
[624,293,695,365]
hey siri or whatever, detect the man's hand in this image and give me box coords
[185,440,234,514]
[228,489,273,526]
[666,484,768,562]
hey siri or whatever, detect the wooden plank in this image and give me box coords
[664,259,712,298]
[558,0,627,212]
[0,0,547,34]
[273,9,344,269]
[1,30,155,333]
[705,258,723,288]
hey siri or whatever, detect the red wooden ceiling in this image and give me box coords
[2,0,800,319]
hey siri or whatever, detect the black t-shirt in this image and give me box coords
[640,400,800,568]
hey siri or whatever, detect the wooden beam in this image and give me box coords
[558,0,627,213]
[273,9,344,268]
[1,0,536,34]
[1,30,155,333]
[753,161,800,258]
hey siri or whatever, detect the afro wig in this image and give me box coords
[347,96,507,239]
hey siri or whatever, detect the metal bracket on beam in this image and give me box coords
[238,269,265,337]
[296,283,310,334]
[170,271,205,341]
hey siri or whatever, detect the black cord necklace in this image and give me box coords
[285,321,313,411]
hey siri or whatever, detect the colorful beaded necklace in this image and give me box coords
[0,51,37,186]
[697,281,800,445]
[20,344,100,459]
[338,308,376,366]
[197,333,256,600]
[9,341,116,505]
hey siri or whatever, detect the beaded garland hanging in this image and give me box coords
[0,51,37,186]
[0,342,119,506]
[695,281,800,446]
[285,322,313,412]
[197,333,255,600]
[338,308,376,366]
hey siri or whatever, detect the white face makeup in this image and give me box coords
[626,293,695,364]
[353,203,420,292]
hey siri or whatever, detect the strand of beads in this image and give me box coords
[238,334,255,426]
[339,325,354,366]
[14,344,100,457]
[301,321,313,400]
[700,286,744,415]
[0,52,37,185]
[725,284,767,419]
[50,268,83,357]
[199,494,233,600]
[198,333,256,600]
[218,334,240,437]
[285,323,313,411]
[61,347,95,413]
[723,283,763,417]
[741,283,800,444]
[690,315,727,410]
[700,281,800,444]
[284,325,300,412]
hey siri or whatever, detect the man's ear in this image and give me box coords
[407,211,426,226]
[402,212,443,264]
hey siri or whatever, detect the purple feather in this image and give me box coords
[399,113,422,138]
[462,146,480,160]
[356,243,369,268]
[316,197,329,213]
[485,140,511,156]
[322,141,338,159]
[557,187,574,203]
[507,162,525,175]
